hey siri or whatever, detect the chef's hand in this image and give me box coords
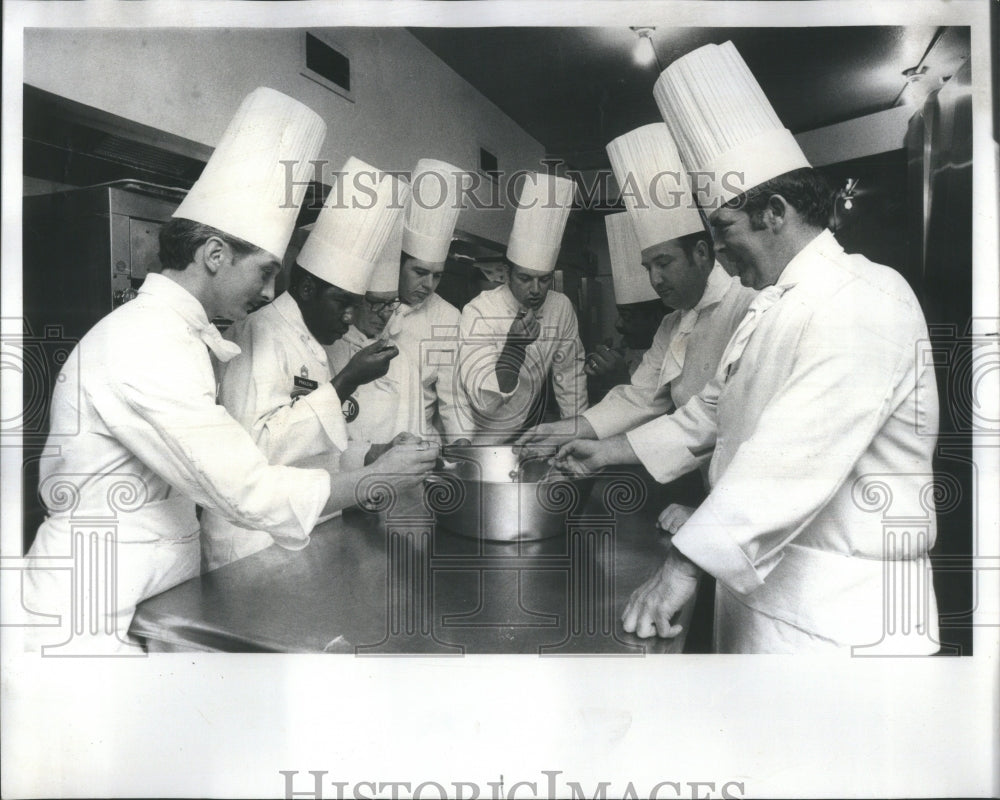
[584,343,625,378]
[345,340,399,384]
[370,439,439,487]
[552,433,637,477]
[364,432,422,466]
[622,548,701,639]
[657,503,696,535]
[506,308,540,347]
[331,340,399,401]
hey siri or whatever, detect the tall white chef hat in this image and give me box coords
[402,159,468,264]
[605,123,704,252]
[368,202,408,294]
[653,41,811,210]
[297,157,408,294]
[506,173,576,273]
[172,87,326,260]
[605,212,659,305]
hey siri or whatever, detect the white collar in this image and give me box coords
[693,261,733,313]
[270,291,319,343]
[775,229,841,289]
[139,272,213,329]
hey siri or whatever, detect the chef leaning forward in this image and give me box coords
[326,204,423,458]
[555,42,941,654]
[201,157,415,572]
[386,159,472,445]
[21,88,438,653]
[520,123,756,514]
[458,173,587,443]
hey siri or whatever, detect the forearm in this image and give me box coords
[322,466,369,516]
[583,382,669,439]
[596,433,642,468]
[330,372,359,402]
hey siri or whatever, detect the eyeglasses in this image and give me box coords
[363,298,401,317]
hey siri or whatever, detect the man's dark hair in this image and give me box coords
[724,167,833,230]
[157,218,262,272]
[674,229,715,263]
[617,298,666,316]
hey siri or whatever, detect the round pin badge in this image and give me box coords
[342,396,359,422]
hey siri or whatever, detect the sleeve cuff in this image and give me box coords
[301,383,349,452]
[671,503,783,595]
[268,467,330,548]
[625,416,698,483]
[583,399,625,439]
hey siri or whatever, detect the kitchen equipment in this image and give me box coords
[21,181,186,550]
[426,444,594,542]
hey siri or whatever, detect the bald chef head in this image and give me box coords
[458,172,588,443]
[22,88,438,652]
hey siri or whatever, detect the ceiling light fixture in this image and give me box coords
[832,179,859,231]
[900,67,944,108]
[630,27,661,70]
[895,28,950,109]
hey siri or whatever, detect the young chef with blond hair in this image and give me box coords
[459,172,587,442]
[555,43,940,654]
[387,159,473,445]
[22,89,438,651]
[201,157,419,571]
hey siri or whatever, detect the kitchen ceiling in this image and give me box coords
[408,26,971,171]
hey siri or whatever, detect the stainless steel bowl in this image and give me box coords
[427,444,594,542]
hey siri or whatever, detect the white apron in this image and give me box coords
[24,494,201,653]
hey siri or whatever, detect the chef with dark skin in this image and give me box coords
[201,157,419,571]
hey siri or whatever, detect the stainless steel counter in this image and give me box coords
[130,471,695,654]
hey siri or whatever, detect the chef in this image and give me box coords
[390,159,471,444]
[22,88,438,651]
[200,156,410,571]
[326,211,422,455]
[555,42,940,654]
[521,124,755,492]
[583,214,664,400]
[459,173,586,442]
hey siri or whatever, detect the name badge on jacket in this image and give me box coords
[291,374,319,399]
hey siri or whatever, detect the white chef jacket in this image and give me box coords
[626,230,940,653]
[326,324,421,448]
[459,285,588,441]
[623,348,646,377]
[201,291,352,571]
[584,263,756,439]
[23,274,331,649]
[390,293,468,443]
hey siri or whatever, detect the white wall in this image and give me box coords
[24,28,546,244]
[794,105,915,166]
